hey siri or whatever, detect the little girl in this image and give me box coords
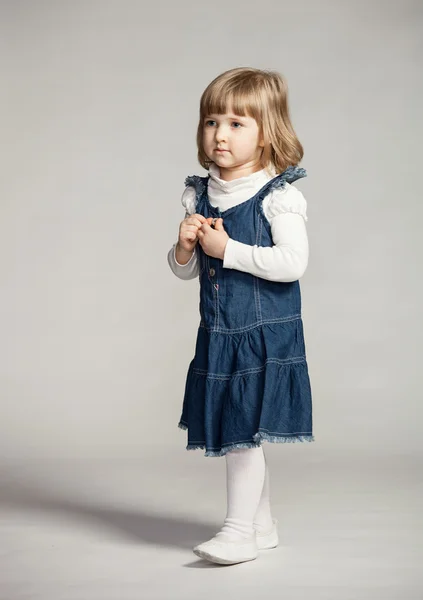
[167,67,314,565]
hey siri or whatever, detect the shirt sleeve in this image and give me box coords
[180,186,197,217]
[167,186,200,280]
[222,186,309,282]
[266,182,308,221]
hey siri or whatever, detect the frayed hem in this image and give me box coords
[253,431,315,444]
[187,441,263,457]
[178,422,314,456]
[180,433,314,457]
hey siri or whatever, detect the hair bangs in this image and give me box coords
[200,81,260,121]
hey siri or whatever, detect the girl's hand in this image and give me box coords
[177,213,208,253]
[197,218,230,260]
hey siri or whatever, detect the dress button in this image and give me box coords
[209,268,215,277]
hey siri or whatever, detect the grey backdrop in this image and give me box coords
[0,1,421,599]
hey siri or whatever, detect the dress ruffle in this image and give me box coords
[178,320,314,457]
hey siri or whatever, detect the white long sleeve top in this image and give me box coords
[167,162,309,283]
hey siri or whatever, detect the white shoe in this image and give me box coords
[193,533,258,565]
[255,518,279,550]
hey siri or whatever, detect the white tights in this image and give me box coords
[216,445,274,541]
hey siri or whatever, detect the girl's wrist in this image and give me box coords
[175,242,195,265]
[176,242,194,255]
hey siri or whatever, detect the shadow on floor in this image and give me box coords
[0,466,217,552]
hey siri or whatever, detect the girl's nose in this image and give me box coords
[215,127,227,142]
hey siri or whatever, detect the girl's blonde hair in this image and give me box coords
[196,67,304,174]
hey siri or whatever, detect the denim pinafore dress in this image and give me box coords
[178,166,314,457]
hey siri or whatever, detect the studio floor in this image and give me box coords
[0,445,421,600]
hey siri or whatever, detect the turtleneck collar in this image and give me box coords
[204,162,278,211]
[208,162,276,194]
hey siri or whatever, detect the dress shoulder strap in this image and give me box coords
[256,165,306,202]
[267,165,307,192]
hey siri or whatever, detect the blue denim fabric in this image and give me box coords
[178,166,314,457]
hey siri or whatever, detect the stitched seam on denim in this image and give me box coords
[198,246,205,275]
[258,429,312,435]
[198,314,301,334]
[205,255,212,328]
[211,270,217,331]
[221,439,259,447]
[205,254,219,331]
[192,356,306,379]
[253,214,259,323]
[253,276,260,325]
[254,215,263,324]
[187,440,259,450]
[216,271,220,331]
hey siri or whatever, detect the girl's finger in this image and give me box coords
[193,213,207,223]
[188,215,206,228]
[184,224,200,233]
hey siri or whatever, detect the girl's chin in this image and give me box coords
[213,154,233,163]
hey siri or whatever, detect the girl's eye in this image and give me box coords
[205,120,216,127]
[232,122,242,128]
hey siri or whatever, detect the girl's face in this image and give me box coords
[202,107,264,180]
